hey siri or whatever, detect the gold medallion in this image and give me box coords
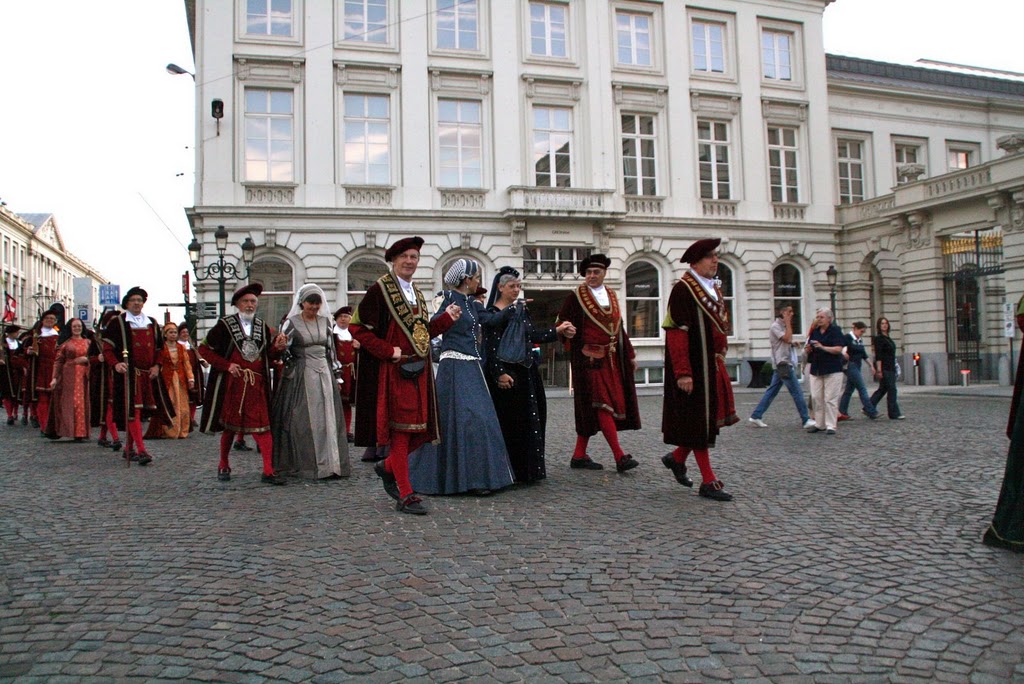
[412,320,430,357]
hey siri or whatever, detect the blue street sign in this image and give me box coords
[98,284,120,307]
[78,307,89,322]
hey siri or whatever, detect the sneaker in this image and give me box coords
[826,428,837,435]
[807,426,823,433]
[892,415,906,420]
[864,410,879,420]
[748,417,769,428]
[803,419,817,429]
[837,414,851,422]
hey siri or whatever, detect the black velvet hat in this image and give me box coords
[230,283,263,306]
[385,236,425,262]
[578,253,611,275]
[680,238,721,264]
[121,286,148,309]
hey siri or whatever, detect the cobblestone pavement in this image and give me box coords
[2,389,1023,683]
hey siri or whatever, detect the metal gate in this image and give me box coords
[942,228,1004,383]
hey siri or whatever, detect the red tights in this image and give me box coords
[572,410,626,462]
[219,430,274,475]
[36,394,51,433]
[2,398,15,419]
[123,409,146,454]
[383,431,414,498]
[99,404,119,441]
[343,404,352,434]
[672,447,717,484]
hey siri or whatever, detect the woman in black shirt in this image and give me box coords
[870,317,904,419]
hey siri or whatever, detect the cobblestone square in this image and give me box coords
[2,388,1023,682]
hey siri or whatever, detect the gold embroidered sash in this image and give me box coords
[379,272,431,358]
[680,272,732,336]
[574,285,622,352]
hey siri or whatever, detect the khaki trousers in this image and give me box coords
[808,372,844,431]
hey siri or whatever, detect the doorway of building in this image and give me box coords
[521,285,573,387]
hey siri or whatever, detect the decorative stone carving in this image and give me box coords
[599,223,615,253]
[691,90,740,116]
[265,229,277,249]
[897,163,926,183]
[905,210,931,249]
[857,197,895,220]
[510,220,526,253]
[1009,190,1024,232]
[761,98,807,122]
[702,200,736,218]
[246,185,295,205]
[625,197,663,215]
[365,231,377,251]
[773,204,806,221]
[642,236,652,253]
[926,168,991,198]
[997,133,1024,156]
[439,188,487,209]
[345,186,392,207]
[789,240,801,256]
[235,56,304,84]
[335,62,401,89]
[460,232,471,250]
[612,83,666,108]
[431,68,491,95]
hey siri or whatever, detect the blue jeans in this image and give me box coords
[751,369,810,423]
[839,364,878,417]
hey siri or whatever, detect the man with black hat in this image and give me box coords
[350,236,462,514]
[25,307,63,434]
[557,253,641,473]
[1,324,26,425]
[101,287,173,464]
[661,239,738,501]
[333,306,358,441]
[199,283,289,485]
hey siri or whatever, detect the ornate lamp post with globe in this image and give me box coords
[187,225,256,318]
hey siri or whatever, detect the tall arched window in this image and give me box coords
[248,258,294,328]
[346,257,388,311]
[716,262,735,335]
[625,260,660,338]
[773,263,803,332]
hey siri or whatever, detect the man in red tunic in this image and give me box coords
[661,238,739,501]
[558,254,641,473]
[350,236,460,514]
[25,308,62,435]
[102,287,173,465]
[199,284,289,485]
[333,306,358,442]
[1,324,26,425]
[91,309,122,451]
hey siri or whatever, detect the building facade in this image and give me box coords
[0,206,108,327]
[184,0,1024,386]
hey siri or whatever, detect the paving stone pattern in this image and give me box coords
[2,392,1023,682]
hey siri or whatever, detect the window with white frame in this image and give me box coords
[615,10,652,67]
[248,259,293,328]
[773,263,803,331]
[343,94,390,185]
[343,0,387,43]
[894,138,927,182]
[436,0,478,50]
[523,246,591,278]
[346,256,389,311]
[621,114,657,196]
[691,20,726,74]
[716,262,735,332]
[529,2,567,58]
[836,138,865,204]
[947,141,980,171]
[698,119,731,200]
[245,0,293,36]
[767,126,799,203]
[533,106,572,188]
[438,99,482,188]
[244,89,294,182]
[761,29,792,81]
[625,260,660,338]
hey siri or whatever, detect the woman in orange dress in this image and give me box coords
[156,322,194,438]
[48,318,94,441]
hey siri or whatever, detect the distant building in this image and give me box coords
[0,206,108,327]
[182,0,1024,385]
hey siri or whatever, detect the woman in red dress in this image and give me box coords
[48,318,94,441]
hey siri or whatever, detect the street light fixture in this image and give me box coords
[189,226,256,318]
[166,63,195,80]
[826,264,838,319]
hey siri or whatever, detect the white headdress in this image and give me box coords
[284,283,335,324]
[444,258,481,287]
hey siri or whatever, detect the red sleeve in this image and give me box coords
[666,328,692,378]
[52,344,68,380]
[428,312,454,337]
[102,338,120,367]
[351,324,396,361]
[198,343,232,372]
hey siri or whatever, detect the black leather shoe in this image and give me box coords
[347,433,355,443]
[374,462,400,501]
[261,473,287,486]
[30,417,39,428]
[661,453,693,487]
[615,455,639,473]
[217,468,231,482]
[136,453,153,466]
[97,438,110,447]
[109,440,123,451]
[396,494,427,515]
[21,415,28,425]
[234,440,253,451]
[6,417,14,426]
[698,480,733,501]
[570,456,604,470]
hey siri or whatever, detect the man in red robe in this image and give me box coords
[102,287,173,465]
[333,306,358,442]
[350,236,460,514]
[91,309,121,451]
[558,254,641,473]
[25,308,61,435]
[199,284,289,485]
[661,238,739,501]
[1,324,26,425]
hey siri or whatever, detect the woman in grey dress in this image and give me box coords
[271,284,350,480]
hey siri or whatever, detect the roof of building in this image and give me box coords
[826,54,1024,100]
[18,213,54,229]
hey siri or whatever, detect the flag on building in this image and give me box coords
[2,292,16,322]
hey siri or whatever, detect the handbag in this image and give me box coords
[496,305,529,366]
[399,359,426,380]
[776,360,792,380]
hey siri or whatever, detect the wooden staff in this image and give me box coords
[122,348,131,468]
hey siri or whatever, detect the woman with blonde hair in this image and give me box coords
[155,322,195,438]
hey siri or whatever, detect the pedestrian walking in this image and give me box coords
[748,305,815,429]
[870,316,905,420]
[838,321,880,421]
[804,308,846,434]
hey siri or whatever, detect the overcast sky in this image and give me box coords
[0,0,1021,322]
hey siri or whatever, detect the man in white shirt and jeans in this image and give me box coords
[748,305,815,429]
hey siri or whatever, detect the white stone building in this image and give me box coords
[183,0,1024,386]
[0,206,109,328]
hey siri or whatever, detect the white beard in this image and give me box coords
[238,313,255,325]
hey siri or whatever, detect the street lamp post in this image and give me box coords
[826,265,838,320]
[188,226,256,318]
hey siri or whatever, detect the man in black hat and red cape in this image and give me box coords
[199,283,289,485]
[1,323,26,425]
[557,253,641,473]
[661,238,739,501]
[350,236,461,514]
[333,305,357,441]
[101,287,173,465]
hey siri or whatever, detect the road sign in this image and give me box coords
[195,302,219,319]
[98,284,120,307]
[78,307,89,323]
